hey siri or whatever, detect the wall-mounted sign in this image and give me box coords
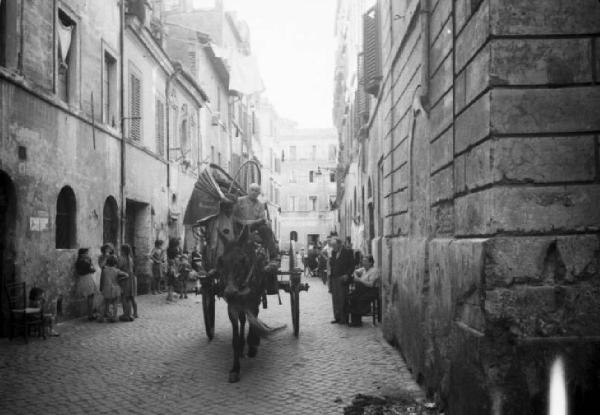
[30,216,49,231]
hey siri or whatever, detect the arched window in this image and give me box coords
[290,231,298,242]
[103,196,119,246]
[56,186,76,249]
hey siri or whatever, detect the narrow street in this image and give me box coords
[0,277,422,415]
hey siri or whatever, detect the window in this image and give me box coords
[289,146,297,161]
[289,170,296,183]
[56,186,76,249]
[274,158,281,173]
[188,49,197,74]
[103,196,119,246]
[217,86,221,112]
[330,172,336,183]
[103,51,117,127]
[329,194,336,209]
[155,99,165,156]
[57,9,78,103]
[299,196,308,211]
[0,0,8,67]
[363,6,382,96]
[218,152,222,166]
[309,196,318,211]
[309,170,314,183]
[311,145,317,161]
[288,196,296,211]
[328,144,337,161]
[129,70,142,141]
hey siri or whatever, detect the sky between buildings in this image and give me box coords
[224,0,337,129]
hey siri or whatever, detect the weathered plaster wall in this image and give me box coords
[0,0,206,320]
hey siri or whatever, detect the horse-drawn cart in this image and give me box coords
[183,162,308,341]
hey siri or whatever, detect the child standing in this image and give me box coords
[75,248,97,320]
[165,238,181,302]
[178,253,192,299]
[117,244,137,321]
[99,255,125,322]
[150,239,165,295]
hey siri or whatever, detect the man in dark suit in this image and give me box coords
[329,237,355,324]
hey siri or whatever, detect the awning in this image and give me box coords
[210,43,265,96]
[229,52,265,95]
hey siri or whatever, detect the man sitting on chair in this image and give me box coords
[348,255,380,327]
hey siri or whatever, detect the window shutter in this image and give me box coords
[188,49,197,74]
[155,99,165,156]
[357,52,369,121]
[363,6,382,96]
[129,73,141,141]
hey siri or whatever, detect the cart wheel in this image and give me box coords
[202,291,215,340]
[290,283,300,337]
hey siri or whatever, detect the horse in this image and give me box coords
[217,228,281,383]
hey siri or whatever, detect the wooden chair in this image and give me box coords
[370,290,382,326]
[5,282,45,343]
[345,282,380,326]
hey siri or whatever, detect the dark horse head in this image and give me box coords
[216,226,282,383]
[218,227,268,304]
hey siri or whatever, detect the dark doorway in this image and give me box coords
[103,196,119,246]
[290,231,298,242]
[125,199,150,283]
[307,234,319,248]
[56,186,77,249]
[368,202,375,254]
[0,170,16,336]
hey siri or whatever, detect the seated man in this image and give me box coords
[348,255,380,327]
[233,183,279,293]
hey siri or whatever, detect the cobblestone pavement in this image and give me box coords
[0,277,423,415]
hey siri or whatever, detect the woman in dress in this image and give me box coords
[75,248,97,320]
[117,244,137,321]
[99,255,125,322]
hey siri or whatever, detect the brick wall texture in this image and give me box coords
[343,0,600,413]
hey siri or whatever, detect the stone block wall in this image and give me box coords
[377,0,600,413]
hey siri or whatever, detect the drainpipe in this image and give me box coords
[419,0,431,113]
[119,0,126,244]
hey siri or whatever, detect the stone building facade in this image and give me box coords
[334,0,600,413]
[278,127,338,250]
[0,0,254,325]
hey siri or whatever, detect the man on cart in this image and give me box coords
[232,183,280,294]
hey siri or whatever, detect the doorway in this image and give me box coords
[0,170,16,336]
[125,199,150,273]
[307,234,319,249]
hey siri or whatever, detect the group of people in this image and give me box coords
[150,238,205,302]
[327,236,380,327]
[75,243,138,323]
